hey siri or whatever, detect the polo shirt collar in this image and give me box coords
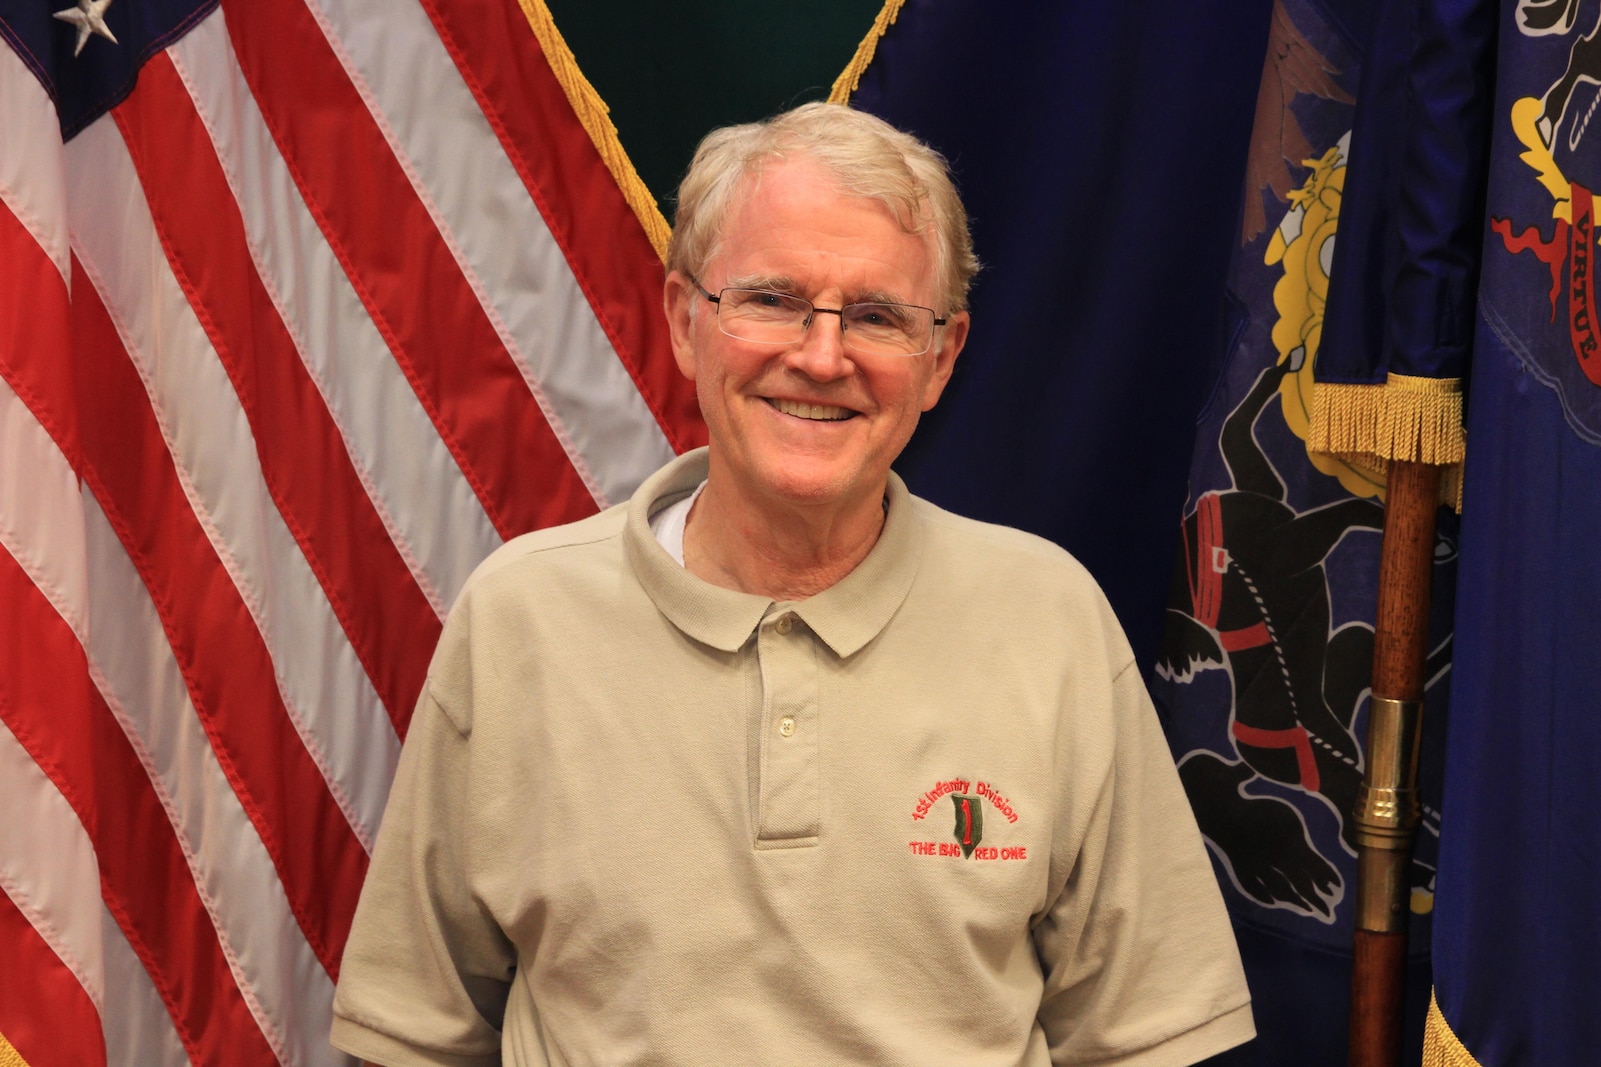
[625,448,924,658]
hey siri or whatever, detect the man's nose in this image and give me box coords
[786,308,853,380]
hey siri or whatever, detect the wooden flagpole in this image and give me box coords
[1348,458,1440,1067]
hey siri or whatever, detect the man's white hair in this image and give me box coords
[668,102,979,314]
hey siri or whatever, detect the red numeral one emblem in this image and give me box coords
[951,794,984,858]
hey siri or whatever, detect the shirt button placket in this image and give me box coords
[754,610,819,845]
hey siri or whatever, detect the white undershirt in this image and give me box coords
[649,480,889,568]
[648,480,706,566]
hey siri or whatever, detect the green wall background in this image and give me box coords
[544,1,885,220]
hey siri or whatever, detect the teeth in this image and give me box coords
[771,398,853,421]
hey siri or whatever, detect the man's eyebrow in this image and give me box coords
[850,289,913,307]
[721,275,918,307]
[724,273,800,293]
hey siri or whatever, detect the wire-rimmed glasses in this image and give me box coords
[691,278,946,358]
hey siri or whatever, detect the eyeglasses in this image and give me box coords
[690,278,947,358]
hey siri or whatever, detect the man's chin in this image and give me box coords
[748,458,875,511]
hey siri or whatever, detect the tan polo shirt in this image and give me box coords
[331,448,1253,1066]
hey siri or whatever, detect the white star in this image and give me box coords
[53,0,118,57]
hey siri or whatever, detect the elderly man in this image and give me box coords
[331,102,1253,1066]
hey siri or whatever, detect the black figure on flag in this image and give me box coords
[1157,357,1383,921]
[1158,352,1454,922]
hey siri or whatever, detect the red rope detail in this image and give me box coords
[1219,621,1271,652]
[1232,721,1320,792]
[1193,493,1224,627]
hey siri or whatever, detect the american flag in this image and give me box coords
[0,0,703,1060]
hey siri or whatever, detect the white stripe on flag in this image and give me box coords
[0,716,105,1017]
[0,47,69,282]
[0,321,88,641]
[101,909,194,1067]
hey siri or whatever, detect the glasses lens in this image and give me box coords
[716,289,812,343]
[841,303,935,357]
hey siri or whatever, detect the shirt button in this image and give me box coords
[775,616,793,635]
[778,716,796,737]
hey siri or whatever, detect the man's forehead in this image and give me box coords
[707,159,937,299]
[727,157,924,232]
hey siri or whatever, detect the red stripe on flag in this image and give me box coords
[0,206,74,456]
[0,887,107,1067]
[0,243,367,978]
[217,0,601,538]
[112,52,439,736]
[415,0,706,453]
[0,550,278,1067]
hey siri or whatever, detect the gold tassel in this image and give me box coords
[829,0,908,103]
[512,0,672,261]
[1308,374,1466,510]
[1308,381,1384,456]
[1379,374,1467,465]
[1421,990,1486,1067]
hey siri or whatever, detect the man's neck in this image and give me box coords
[681,476,887,601]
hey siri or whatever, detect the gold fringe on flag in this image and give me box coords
[1308,373,1466,508]
[513,0,673,261]
[829,0,908,103]
[0,1029,31,1067]
[1422,989,1486,1067]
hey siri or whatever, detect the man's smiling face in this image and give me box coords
[665,156,968,515]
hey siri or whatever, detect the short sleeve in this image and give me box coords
[330,687,515,1067]
[1032,662,1254,1066]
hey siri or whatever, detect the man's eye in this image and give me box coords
[734,290,800,312]
[851,304,908,329]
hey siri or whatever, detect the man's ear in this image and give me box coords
[664,271,699,381]
[921,309,970,411]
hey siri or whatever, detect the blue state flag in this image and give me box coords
[1425,0,1601,1061]
[1153,0,1471,1062]
[844,0,1271,671]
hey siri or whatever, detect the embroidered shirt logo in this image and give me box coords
[952,794,983,857]
[907,778,1027,861]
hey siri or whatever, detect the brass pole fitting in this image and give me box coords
[1353,697,1424,849]
[1353,696,1424,933]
